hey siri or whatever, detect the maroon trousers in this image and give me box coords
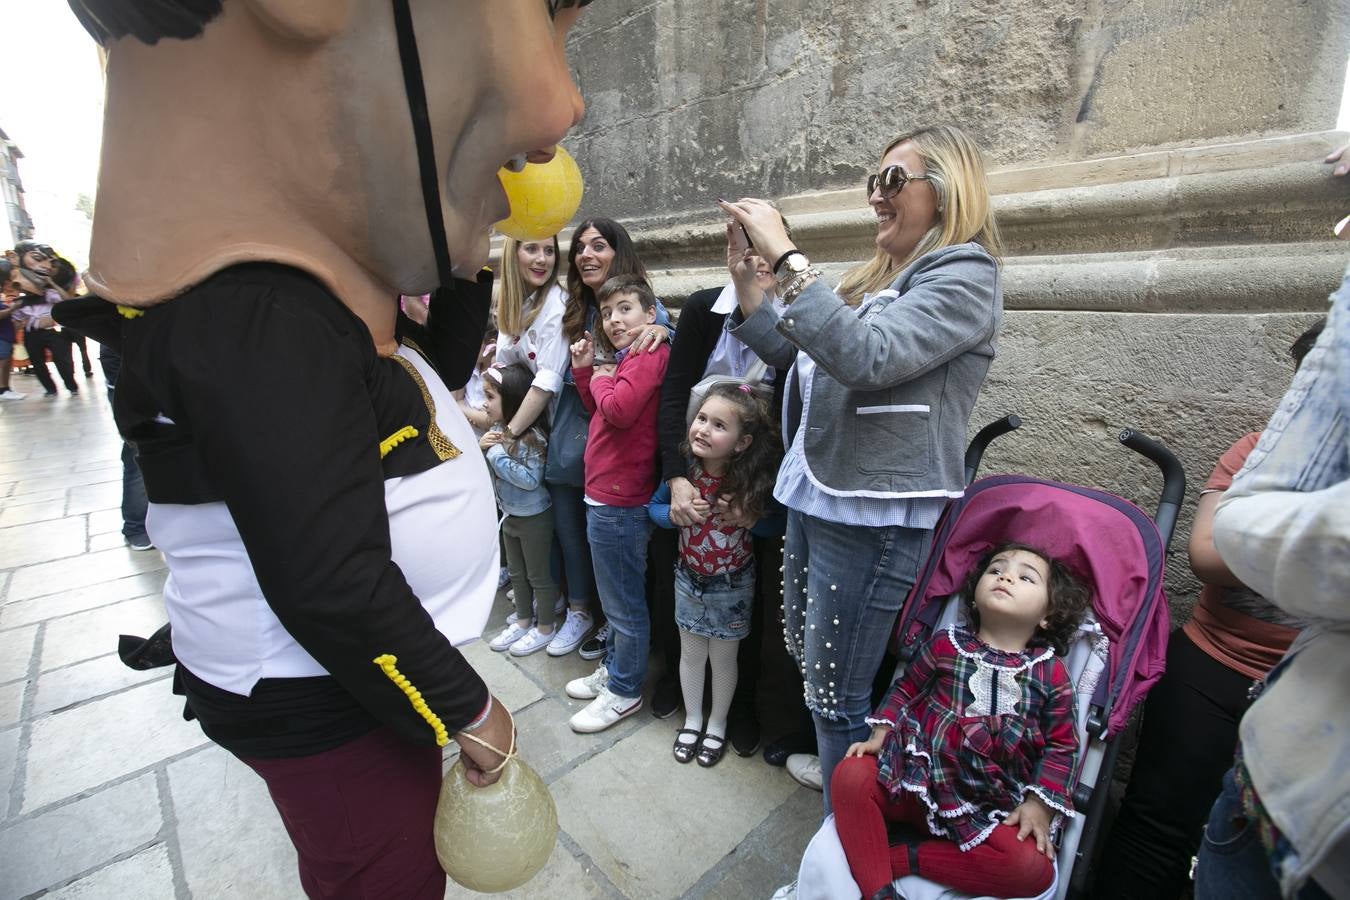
[240,728,445,899]
[831,755,1054,899]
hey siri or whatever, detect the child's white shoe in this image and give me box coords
[509,626,555,657]
[569,686,642,733]
[564,664,609,700]
[489,621,530,652]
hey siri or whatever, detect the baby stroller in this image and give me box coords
[790,416,1184,900]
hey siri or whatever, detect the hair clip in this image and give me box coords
[485,366,504,383]
[738,383,753,394]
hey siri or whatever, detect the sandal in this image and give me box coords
[696,733,727,768]
[673,729,701,764]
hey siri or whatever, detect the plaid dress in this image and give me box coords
[868,625,1079,851]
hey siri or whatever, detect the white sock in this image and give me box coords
[678,630,709,742]
[704,637,740,741]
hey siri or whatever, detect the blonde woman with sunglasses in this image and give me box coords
[718,124,1003,814]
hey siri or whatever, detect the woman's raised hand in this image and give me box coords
[627,324,670,354]
[569,332,595,368]
[717,197,795,264]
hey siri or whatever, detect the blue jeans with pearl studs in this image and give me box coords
[782,509,931,814]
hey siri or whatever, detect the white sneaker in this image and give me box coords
[786,753,823,791]
[569,686,642,733]
[565,664,609,700]
[509,626,555,657]
[506,588,516,602]
[0,389,24,401]
[769,882,798,900]
[497,567,511,589]
[489,621,530,652]
[547,609,593,657]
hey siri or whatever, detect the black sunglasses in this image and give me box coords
[866,164,933,201]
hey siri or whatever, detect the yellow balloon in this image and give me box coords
[434,755,558,892]
[495,146,585,241]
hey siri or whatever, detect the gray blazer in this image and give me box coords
[730,242,1002,500]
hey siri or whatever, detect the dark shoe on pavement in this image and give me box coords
[763,728,818,767]
[696,733,727,768]
[651,674,681,720]
[729,711,761,757]
[125,534,155,551]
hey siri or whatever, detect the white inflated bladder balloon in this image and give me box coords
[434,755,558,892]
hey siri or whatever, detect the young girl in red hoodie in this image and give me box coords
[564,276,671,733]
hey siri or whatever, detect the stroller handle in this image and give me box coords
[1118,428,1186,549]
[963,415,1022,485]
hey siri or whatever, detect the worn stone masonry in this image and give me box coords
[559,0,1350,615]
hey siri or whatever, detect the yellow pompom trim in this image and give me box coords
[379,426,419,459]
[373,654,449,746]
[115,306,144,319]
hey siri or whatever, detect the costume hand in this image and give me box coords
[669,477,710,527]
[402,295,430,326]
[1327,143,1350,177]
[717,198,795,265]
[628,324,669,353]
[479,431,504,451]
[454,697,514,788]
[570,332,595,368]
[715,494,756,529]
[1004,795,1055,856]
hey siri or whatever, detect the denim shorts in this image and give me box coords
[674,563,754,641]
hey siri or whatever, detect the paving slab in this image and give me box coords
[23,679,208,812]
[85,508,124,537]
[0,774,162,898]
[552,716,800,898]
[43,844,176,900]
[8,546,165,604]
[0,573,165,626]
[167,744,303,900]
[40,593,167,671]
[460,638,546,714]
[0,724,18,818]
[0,516,90,568]
[0,678,24,728]
[688,787,821,900]
[0,624,36,683]
[0,497,69,529]
[443,838,611,899]
[65,481,124,516]
[32,653,171,716]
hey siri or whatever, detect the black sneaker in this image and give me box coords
[763,728,818,767]
[651,673,681,720]
[729,711,761,757]
[578,622,609,660]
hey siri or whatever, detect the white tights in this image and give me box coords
[678,629,740,744]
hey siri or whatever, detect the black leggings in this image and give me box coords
[1095,629,1256,900]
[25,329,77,394]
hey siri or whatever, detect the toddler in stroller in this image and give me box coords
[789,426,1180,900]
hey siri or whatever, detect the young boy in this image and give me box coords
[565,276,670,733]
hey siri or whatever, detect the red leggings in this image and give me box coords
[831,755,1054,899]
[240,727,445,899]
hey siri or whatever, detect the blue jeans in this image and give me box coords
[783,509,930,813]
[106,385,149,540]
[586,503,653,699]
[1195,768,1333,900]
[548,483,596,609]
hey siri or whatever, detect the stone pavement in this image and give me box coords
[0,369,819,900]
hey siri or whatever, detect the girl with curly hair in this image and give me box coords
[649,382,783,767]
[832,542,1091,900]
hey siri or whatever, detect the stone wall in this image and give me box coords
[558,2,1350,616]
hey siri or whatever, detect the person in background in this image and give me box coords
[719,124,1004,812]
[563,277,671,733]
[10,259,78,397]
[649,383,783,768]
[0,259,23,400]
[1096,320,1323,899]
[481,363,559,657]
[552,218,671,660]
[655,207,810,759]
[50,256,94,377]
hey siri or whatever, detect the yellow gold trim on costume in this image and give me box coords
[373,654,449,747]
[379,426,419,458]
[390,354,460,461]
[116,306,144,319]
